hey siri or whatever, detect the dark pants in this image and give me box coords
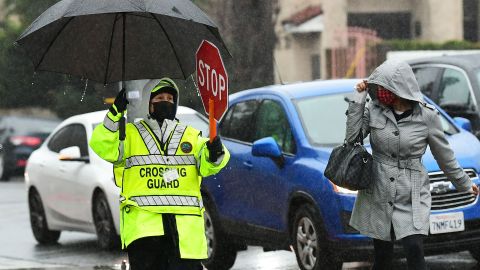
[372,226,427,270]
[127,214,203,270]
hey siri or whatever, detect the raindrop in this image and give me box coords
[63,90,66,96]
[80,79,89,102]
[31,72,37,86]
[189,74,201,97]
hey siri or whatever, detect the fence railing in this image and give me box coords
[327,27,384,79]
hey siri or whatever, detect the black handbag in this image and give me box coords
[324,131,372,191]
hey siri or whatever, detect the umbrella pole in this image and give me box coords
[119,13,126,141]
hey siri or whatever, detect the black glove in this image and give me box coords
[109,88,129,116]
[206,136,224,163]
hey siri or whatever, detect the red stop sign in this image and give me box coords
[196,40,229,122]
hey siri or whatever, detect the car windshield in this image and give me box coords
[295,92,458,147]
[176,113,209,136]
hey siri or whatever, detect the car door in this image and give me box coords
[211,99,260,223]
[40,125,75,218]
[43,124,92,226]
[242,99,296,230]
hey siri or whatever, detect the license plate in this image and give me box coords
[429,212,465,234]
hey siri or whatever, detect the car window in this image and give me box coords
[253,100,295,154]
[295,93,458,147]
[475,69,480,93]
[438,68,474,108]
[47,124,89,156]
[412,66,441,98]
[220,100,260,143]
[296,94,350,146]
[439,114,458,135]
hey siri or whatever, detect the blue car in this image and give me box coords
[201,79,480,270]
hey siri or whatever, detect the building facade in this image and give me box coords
[274,0,465,82]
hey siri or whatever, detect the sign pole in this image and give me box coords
[209,98,216,142]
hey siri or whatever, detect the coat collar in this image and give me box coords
[378,104,397,126]
[376,101,422,125]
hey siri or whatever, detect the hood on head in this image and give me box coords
[149,77,180,116]
[368,59,423,103]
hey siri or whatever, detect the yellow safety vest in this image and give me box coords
[90,111,230,259]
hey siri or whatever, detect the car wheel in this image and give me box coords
[292,204,343,270]
[0,154,10,181]
[28,189,61,244]
[92,191,119,250]
[202,202,237,270]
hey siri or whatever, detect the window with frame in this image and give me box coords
[438,68,475,108]
[219,100,260,143]
[253,100,295,154]
[47,124,89,156]
[412,66,441,98]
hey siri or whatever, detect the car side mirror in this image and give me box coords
[59,146,89,163]
[252,137,285,168]
[453,117,472,132]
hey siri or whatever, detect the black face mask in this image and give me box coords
[150,101,175,122]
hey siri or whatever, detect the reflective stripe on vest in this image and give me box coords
[103,114,119,132]
[130,195,203,208]
[116,140,125,164]
[149,122,187,155]
[167,125,186,155]
[125,154,196,169]
[160,120,176,143]
[134,122,161,154]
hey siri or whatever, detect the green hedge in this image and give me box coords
[380,39,480,50]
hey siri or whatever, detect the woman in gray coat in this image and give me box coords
[346,59,479,269]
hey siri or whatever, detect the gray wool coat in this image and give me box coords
[346,60,473,241]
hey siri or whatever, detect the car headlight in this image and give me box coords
[330,181,358,194]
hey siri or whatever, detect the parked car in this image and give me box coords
[0,115,60,181]
[409,54,480,138]
[201,79,480,270]
[25,106,209,249]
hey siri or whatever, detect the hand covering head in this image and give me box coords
[149,78,179,122]
[367,59,423,105]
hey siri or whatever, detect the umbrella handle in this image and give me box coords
[119,116,126,141]
[209,99,216,142]
[119,84,128,141]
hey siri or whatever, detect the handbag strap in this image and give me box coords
[344,129,364,146]
[355,129,364,145]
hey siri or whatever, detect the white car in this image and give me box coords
[25,107,209,249]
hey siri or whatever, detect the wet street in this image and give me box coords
[1,176,479,270]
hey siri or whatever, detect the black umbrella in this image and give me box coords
[16,0,230,84]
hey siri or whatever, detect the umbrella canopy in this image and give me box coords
[16,0,230,83]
